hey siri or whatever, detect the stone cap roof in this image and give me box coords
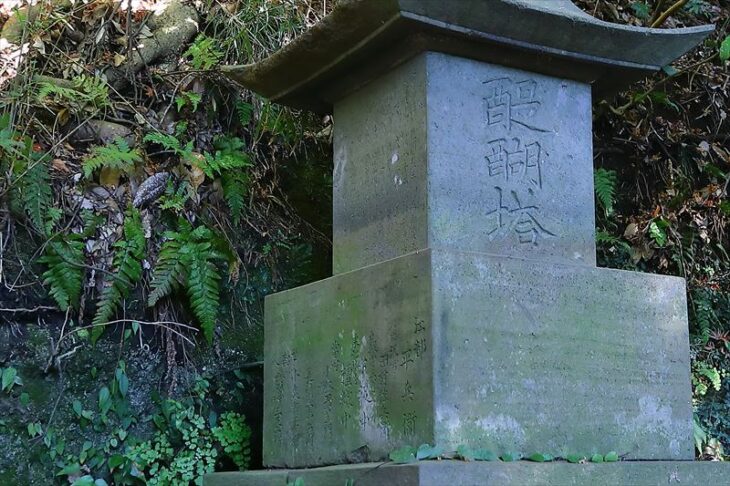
[221,0,714,113]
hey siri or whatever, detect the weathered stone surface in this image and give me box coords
[205,461,730,486]
[334,53,595,273]
[221,0,713,112]
[263,249,691,467]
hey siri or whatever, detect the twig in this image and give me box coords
[57,318,198,347]
[649,0,669,25]
[650,0,689,28]
[0,306,57,313]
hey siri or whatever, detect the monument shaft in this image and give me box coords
[333,53,596,273]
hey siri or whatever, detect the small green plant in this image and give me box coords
[82,138,142,179]
[212,412,252,470]
[175,92,202,113]
[648,218,670,247]
[630,1,650,20]
[198,136,252,178]
[1,367,20,393]
[720,35,730,62]
[594,168,618,217]
[693,360,722,396]
[36,75,110,112]
[144,132,195,163]
[184,35,223,70]
[148,220,234,342]
[39,234,86,311]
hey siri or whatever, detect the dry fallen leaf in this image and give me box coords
[51,158,70,173]
[99,167,121,187]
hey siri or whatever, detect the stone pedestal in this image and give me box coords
[207,461,729,486]
[208,1,722,484]
[263,249,692,467]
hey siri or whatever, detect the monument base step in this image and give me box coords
[205,461,729,486]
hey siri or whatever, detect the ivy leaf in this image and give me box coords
[500,451,521,462]
[527,453,553,462]
[604,451,619,462]
[57,463,81,476]
[630,1,650,19]
[473,449,497,461]
[649,219,668,247]
[416,443,443,460]
[661,65,679,77]
[115,368,128,397]
[566,454,585,464]
[71,475,94,486]
[98,386,111,414]
[72,399,83,417]
[720,35,730,62]
[2,367,17,391]
[389,445,417,463]
[456,444,475,461]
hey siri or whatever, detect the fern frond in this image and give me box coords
[143,132,195,162]
[144,132,182,152]
[73,75,109,108]
[184,240,220,343]
[234,101,253,126]
[596,230,630,252]
[92,210,146,342]
[0,114,23,157]
[39,236,85,311]
[36,75,109,110]
[36,83,79,104]
[221,171,249,225]
[197,137,252,178]
[83,138,141,179]
[184,35,223,70]
[21,157,53,235]
[594,168,618,216]
[148,234,187,307]
[146,220,224,343]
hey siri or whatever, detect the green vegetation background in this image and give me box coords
[0,0,728,484]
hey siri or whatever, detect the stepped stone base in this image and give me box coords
[264,249,692,467]
[205,461,730,486]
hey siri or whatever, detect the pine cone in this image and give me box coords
[133,172,171,208]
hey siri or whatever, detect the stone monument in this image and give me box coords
[207,1,728,484]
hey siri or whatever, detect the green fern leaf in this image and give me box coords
[92,210,146,342]
[184,241,220,343]
[594,168,617,216]
[143,132,195,162]
[143,132,182,152]
[221,171,249,225]
[197,136,252,178]
[184,35,223,70]
[39,236,85,311]
[148,232,187,307]
[36,75,109,110]
[22,157,53,235]
[83,137,141,179]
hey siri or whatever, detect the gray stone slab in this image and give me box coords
[221,0,713,112]
[334,53,595,274]
[263,249,691,468]
[205,461,730,486]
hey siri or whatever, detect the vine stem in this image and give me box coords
[650,0,689,28]
[57,318,198,347]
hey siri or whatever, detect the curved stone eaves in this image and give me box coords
[221,0,714,113]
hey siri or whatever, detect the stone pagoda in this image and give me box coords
[207,1,729,484]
